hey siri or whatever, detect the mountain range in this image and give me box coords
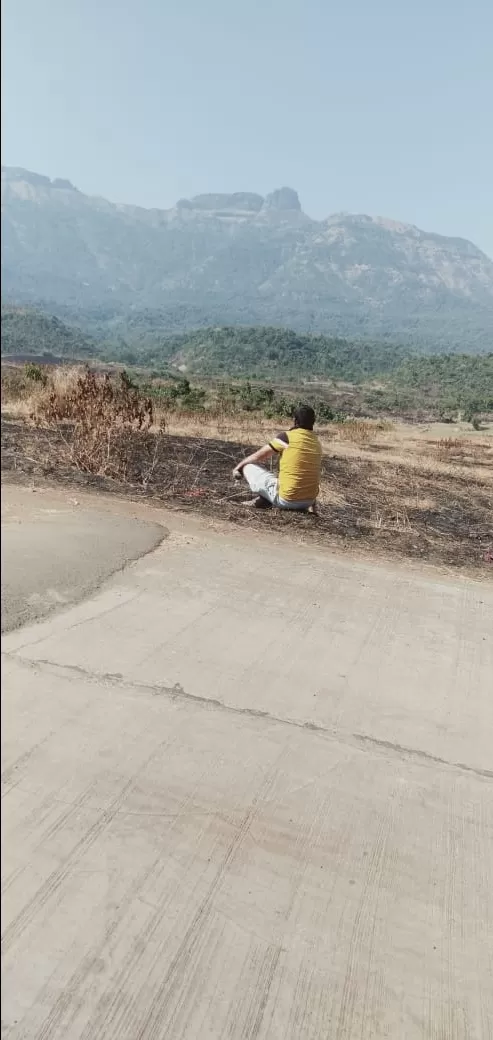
[2,166,493,350]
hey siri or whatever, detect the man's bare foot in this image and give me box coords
[308,503,318,515]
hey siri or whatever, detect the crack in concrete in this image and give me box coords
[351,732,493,781]
[4,652,492,782]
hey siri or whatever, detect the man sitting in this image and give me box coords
[233,404,322,511]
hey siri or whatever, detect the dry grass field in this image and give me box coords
[2,365,492,574]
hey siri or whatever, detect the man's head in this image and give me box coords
[292,404,316,430]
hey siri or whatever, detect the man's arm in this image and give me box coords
[232,443,275,478]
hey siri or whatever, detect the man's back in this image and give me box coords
[270,427,322,503]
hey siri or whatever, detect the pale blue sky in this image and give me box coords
[2,0,492,255]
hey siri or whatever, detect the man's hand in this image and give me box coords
[233,444,275,480]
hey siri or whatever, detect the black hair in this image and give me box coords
[293,404,316,430]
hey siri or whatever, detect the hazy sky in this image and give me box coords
[2,0,492,255]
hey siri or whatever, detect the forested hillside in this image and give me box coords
[2,306,491,418]
[1,305,95,359]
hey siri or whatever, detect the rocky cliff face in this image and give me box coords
[2,166,492,348]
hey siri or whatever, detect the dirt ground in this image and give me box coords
[1,413,492,575]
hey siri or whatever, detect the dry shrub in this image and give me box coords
[401,494,436,511]
[30,367,158,480]
[32,367,153,429]
[67,424,164,483]
[436,437,463,449]
[432,436,492,456]
[368,509,413,532]
[335,420,373,445]
[1,365,38,403]
[29,366,83,420]
[432,437,466,462]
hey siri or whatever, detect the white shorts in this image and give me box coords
[242,464,314,511]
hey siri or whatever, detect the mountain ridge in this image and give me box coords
[2,166,493,350]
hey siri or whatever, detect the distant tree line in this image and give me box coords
[2,306,492,420]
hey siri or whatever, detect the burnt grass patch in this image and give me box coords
[2,416,492,573]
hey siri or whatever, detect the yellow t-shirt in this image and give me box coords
[269,427,322,503]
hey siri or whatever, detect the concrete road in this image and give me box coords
[2,485,492,1039]
[1,486,164,632]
